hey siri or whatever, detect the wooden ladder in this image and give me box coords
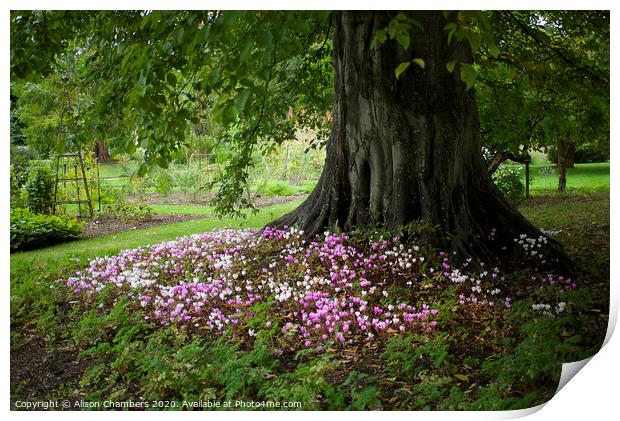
[52,151,94,218]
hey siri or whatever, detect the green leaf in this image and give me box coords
[464,31,481,52]
[272,28,284,42]
[459,63,477,89]
[239,41,253,63]
[395,33,410,50]
[446,59,457,73]
[157,156,169,169]
[238,76,255,88]
[444,22,457,45]
[207,67,221,87]
[166,72,177,86]
[234,89,251,114]
[395,61,411,79]
[292,19,311,34]
[488,40,500,58]
[223,105,238,124]
[371,29,388,49]
[174,27,185,46]
[412,58,425,69]
[259,31,273,48]
[258,67,271,81]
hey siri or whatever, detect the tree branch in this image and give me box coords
[505,11,608,85]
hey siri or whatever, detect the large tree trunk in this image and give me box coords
[271,11,571,270]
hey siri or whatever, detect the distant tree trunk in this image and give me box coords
[270,11,571,270]
[522,143,531,199]
[566,140,576,168]
[557,139,574,192]
[94,141,110,162]
[525,159,530,198]
[558,164,567,192]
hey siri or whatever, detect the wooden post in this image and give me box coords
[522,143,531,199]
[78,151,94,218]
[75,164,81,215]
[96,158,101,212]
[52,157,60,215]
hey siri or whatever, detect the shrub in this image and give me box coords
[299,181,316,194]
[253,179,296,197]
[168,164,211,200]
[25,162,55,214]
[9,144,34,193]
[492,166,524,203]
[10,207,84,252]
[10,143,37,167]
[154,169,174,195]
[103,190,154,221]
[96,185,117,206]
[10,165,28,208]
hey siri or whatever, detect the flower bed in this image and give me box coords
[62,227,573,351]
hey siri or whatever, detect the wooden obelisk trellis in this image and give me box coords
[52,151,94,218]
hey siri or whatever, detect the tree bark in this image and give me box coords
[557,139,574,192]
[558,164,567,192]
[270,11,571,271]
[525,160,530,198]
[94,141,110,162]
[557,138,567,193]
[487,150,530,175]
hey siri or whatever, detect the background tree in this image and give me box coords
[13,44,123,161]
[10,86,25,146]
[476,11,609,192]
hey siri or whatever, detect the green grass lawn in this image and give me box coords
[98,161,128,178]
[503,161,610,193]
[148,204,215,215]
[96,161,130,189]
[519,192,609,277]
[11,200,302,276]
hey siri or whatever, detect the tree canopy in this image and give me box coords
[10,10,609,217]
[476,11,609,162]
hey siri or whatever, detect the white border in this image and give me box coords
[2,2,617,420]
